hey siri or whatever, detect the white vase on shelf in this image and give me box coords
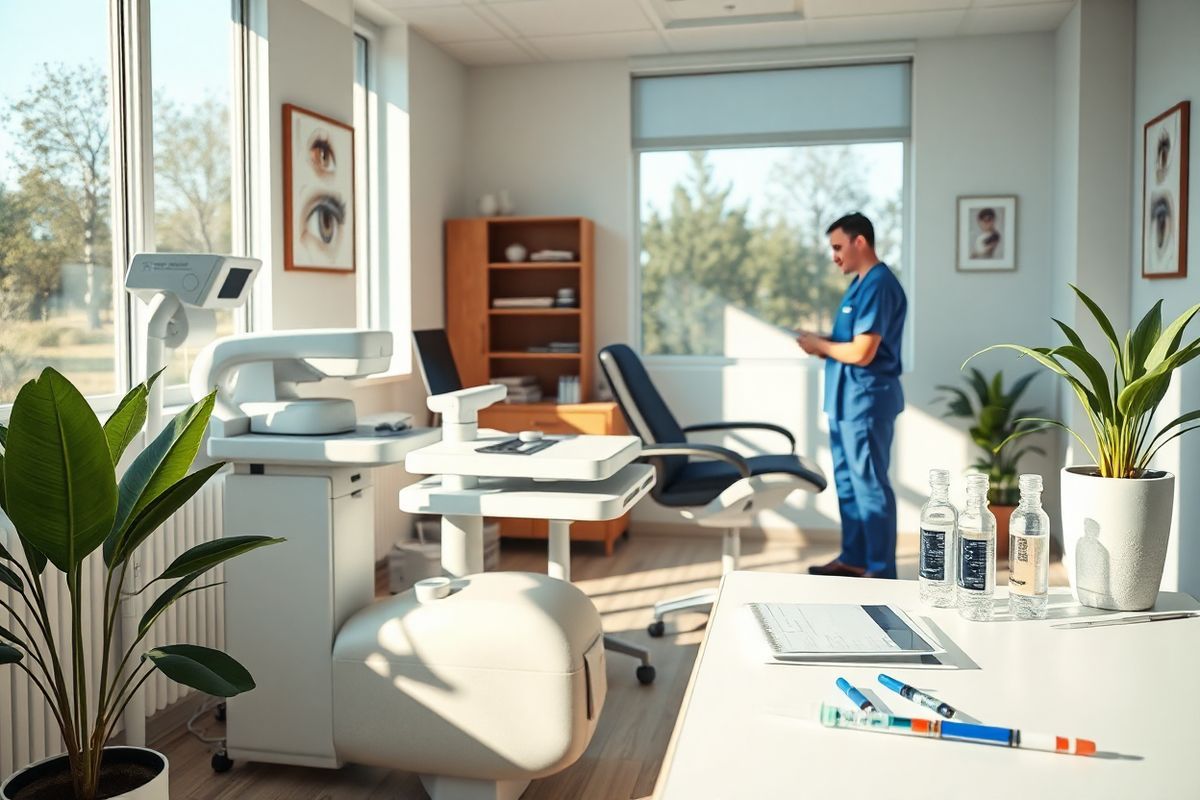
[505,243,527,263]
[479,194,499,216]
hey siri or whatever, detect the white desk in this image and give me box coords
[656,572,1198,798]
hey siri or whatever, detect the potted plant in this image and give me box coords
[0,368,281,799]
[934,368,1044,560]
[971,285,1200,610]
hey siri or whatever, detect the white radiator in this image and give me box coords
[1,474,226,779]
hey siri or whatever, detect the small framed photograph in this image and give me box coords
[1142,101,1189,279]
[957,195,1016,271]
[283,103,355,273]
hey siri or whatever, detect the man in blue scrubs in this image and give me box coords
[798,213,907,579]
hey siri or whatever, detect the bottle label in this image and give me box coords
[959,538,988,591]
[919,528,947,581]
[1010,535,1048,596]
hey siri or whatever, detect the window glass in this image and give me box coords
[638,143,904,357]
[0,0,117,402]
[353,32,371,327]
[151,0,236,386]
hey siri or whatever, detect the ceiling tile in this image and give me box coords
[376,0,469,8]
[393,4,504,41]
[663,19,808,51]
[806,9,963,43]
[527,30,669,60]
[484,0,656,37]
[805,0,969,18]
[959,1,1074,35]
[439,38,536,65]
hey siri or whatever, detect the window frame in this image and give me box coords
[632,133,913,369]
[353,21,381,332]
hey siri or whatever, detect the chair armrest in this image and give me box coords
[681,421,796,453]
[640,443,751,479]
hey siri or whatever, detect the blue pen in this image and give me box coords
[835,677,876,712]
[878,673,957,719]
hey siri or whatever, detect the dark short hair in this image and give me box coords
[826,213,875,248]
[977,208,996,222]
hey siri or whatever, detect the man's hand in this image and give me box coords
[797,331,827,357]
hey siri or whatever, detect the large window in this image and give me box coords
[0,0,117,403]
[639,143,904,356]
[0,0,247,407]
[633,63,910,358]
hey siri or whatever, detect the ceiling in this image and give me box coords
[357,0,1075,66]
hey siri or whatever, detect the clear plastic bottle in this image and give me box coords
[918,469,958,607]
[956,473,996,621]
[1009,473,1050,619]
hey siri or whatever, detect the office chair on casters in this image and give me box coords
[599,343,828,637]
[411,329,659,684]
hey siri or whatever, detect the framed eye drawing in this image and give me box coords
[283,103,355,273]
[956,195,1016,272]
[1142,101,1189,279]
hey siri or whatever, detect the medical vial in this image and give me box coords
[1009,474,1050,619]
[956,473,996,621]
[919,469,958,608]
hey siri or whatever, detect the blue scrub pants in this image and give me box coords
[829,415,898,578]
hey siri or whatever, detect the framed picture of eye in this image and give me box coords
[1142,101,1189,279]
[283,103,355,273]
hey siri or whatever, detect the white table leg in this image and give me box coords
[442,514,484,577]
[548,519,572,582]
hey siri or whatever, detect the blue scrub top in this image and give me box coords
[822,263,907,421]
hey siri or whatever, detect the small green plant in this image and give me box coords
[0,367,281,799]
[968,285,1200,479]
[934,368,1044,505]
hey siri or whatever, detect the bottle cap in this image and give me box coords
[1018,473,1043,492]
[929,468,950,485]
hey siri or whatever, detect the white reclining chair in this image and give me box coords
[599,344,828,636]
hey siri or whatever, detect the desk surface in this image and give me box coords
[656,572,1198,799]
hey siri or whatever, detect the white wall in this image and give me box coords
[1132,0,1200,597]
[460,36,1063,534]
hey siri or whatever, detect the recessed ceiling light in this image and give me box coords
[724,3,736,10]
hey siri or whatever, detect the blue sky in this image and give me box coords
[0,0,230,186]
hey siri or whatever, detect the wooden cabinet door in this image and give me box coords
[445,219,489,387]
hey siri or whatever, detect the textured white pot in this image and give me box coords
[1,747,168,800]
[1060,466,1175,611]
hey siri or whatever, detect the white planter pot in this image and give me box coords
[1,747,168,800]
[1060,466,1175,611]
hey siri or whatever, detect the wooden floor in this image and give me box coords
[155,530,1067,800]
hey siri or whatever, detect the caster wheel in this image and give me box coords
[215,702,227,722]
[636,665,656,685]
[647,620,665,638]
[212,752,233,773]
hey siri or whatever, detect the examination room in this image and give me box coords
[2,0,1199,798]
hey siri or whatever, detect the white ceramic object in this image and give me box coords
[1,747,169,800]
[1060,466,1175,611]
[505,243,527,263]
[479,194,499,216]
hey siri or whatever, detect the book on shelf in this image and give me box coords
[493,375,538,388]
[502,386,544,404]
[529,249,576,262]
[492,297,555,308]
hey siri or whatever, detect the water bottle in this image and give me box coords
[919,469,958,608]
[1009,474,1050,619]
[956,473,996,621]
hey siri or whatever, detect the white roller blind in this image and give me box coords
[632,62,911,149]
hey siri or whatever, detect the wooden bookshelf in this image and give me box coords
[445,215,629,553]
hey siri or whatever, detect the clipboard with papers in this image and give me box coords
[748,603,948,665]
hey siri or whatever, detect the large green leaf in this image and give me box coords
[968,345,1099,419]
[0,624,25,649]
[4,368,119,572]
[966,368,990,407]
[1128,300,1163,380]
[103,368,167,466]
[1118,342,1200,417]
[111,392,215,540]
[151,535,283,584]
[1049,345,1114,418]
[0,644,22,664]
[1070,284,1122,365]
[0,452,6,514]
[995,417,1098,465]
[0,541,12,562]
[145,644,255,697]
[106,463,225,567]
[1145,410,1200,453]
[0,421,7,447]
[139,574,222,639]
[933,386,973,419]
[1143,301,1200,372]
[1052,318,1086,350]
